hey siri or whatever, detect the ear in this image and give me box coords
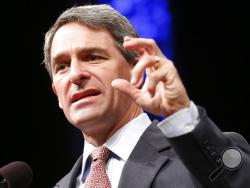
[52,84,62,109]
[52,83,57,95]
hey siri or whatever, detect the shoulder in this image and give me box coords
[53,156,83,188]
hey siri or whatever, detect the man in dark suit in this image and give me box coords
[43,4,250,188]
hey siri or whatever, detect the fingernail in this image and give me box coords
[124,36,131,41]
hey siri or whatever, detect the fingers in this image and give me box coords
[111,79,141,101]
[123,36,161,55]
[130,54,159,86]
[115,37,190,115]
[146,65,167,95]
[122,36,178,98]
[123,36,166,87]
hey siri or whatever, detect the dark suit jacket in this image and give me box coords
[53,107,250,188]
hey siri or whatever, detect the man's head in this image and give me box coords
[43,4,139,79]
[44,4,143,145]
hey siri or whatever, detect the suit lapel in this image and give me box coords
[55,122,171,188]
[55,156,82,188]
[118,121,171,188]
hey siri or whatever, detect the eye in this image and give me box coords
[55,63,69,73]
[85,55,106,62]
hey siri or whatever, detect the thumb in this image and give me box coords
[111,79,140,101]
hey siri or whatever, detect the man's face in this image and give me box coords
[50,22,134,135]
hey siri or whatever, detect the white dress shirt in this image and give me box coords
[77,113,152,188]
[77,101,199,188]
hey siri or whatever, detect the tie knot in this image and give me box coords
[91,146,110,161]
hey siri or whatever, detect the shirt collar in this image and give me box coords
[81,113,152,173]
[104,113,151,161]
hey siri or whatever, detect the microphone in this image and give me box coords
[0,161,33,188]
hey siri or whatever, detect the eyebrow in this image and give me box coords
[52,47,109,63]
[79,47,108,55]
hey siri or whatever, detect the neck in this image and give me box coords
[83,104,143,146]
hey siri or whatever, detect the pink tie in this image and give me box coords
[84,146,111,188]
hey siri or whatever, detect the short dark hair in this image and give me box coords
[43,4,139,79]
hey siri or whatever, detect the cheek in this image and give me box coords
[111,64,132,80]
[117,63,133,80]
[53,80,68,107]
[54,87,64,108]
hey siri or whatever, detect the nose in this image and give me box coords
[68,61,91,85]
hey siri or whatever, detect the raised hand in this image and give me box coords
[111,36,190,116]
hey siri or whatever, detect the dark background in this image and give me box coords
[2,0,249,187]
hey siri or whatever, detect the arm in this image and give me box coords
[111,36,250,188]
[160,104,250,187]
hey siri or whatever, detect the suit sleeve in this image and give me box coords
[164,106,250,188]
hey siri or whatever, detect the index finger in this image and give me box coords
[131,54,159,86]
[123,37,161,55]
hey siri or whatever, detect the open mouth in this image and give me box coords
[71,89,101,103]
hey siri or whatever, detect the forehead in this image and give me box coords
[51,22,116,54]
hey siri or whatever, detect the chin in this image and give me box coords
[69,111,102,127]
